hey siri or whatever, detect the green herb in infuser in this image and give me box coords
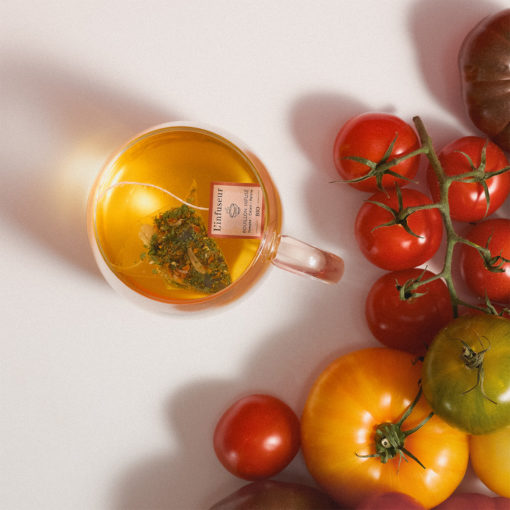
[139,184,231,294]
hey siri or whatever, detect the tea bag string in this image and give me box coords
[98,181,209,211]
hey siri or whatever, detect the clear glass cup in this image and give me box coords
[87,122,344,313]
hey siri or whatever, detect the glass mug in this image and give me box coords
[87,122,344,313]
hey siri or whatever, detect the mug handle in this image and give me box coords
[271,235,345,284]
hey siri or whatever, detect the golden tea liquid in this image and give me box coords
[92,126,265,302]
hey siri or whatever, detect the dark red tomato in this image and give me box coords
[459,9,510,151]
[426,136,510,222]
[433,493,510,510]
[208,480,339,510]
[365,269,453,355]
[356,492,425,510]
[334,112,421,192]
[460,219,510,304]
[213,394,300,481]
[354,188,443,270]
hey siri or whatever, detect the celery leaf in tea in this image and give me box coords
[141,204,231,294]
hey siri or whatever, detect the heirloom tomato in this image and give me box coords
[355,188,443,270]
[208,480,339,510]
[460,218,510,304]
[426,136,510,222]
[356,492,425,510]
[470,425,510,497]
[459,9,510,151]
[365,268,453,355]
[422,315,510,435]
[433,493,510,509]
[334,112,421,192]
[213,394,300,481]
[301,347,469,509]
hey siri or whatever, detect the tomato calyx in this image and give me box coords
[450,142,510,218]
[357,387,433,470]
[340,135,426,192]
[395,268,430,301]
[460,339,497,405]
[475,236,510,275]
[367,185,439,239]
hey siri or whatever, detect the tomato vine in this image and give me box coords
[373,116,510,317]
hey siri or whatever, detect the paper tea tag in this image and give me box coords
[208,182,265,238]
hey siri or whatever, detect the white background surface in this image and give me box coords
[2,1,508,509]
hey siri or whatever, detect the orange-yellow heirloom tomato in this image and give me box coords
[470,425,510,497]
[301,348,469,509]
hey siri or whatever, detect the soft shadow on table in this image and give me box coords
[288,91,377,249]
[0,52,174,276]
[408,0,501,129]
[110,90,375,510]
[111,292,369,510]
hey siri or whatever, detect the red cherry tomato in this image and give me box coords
[334,112,421,192]
[354,188,443,270]
[356,492,425,510]
[427,136,510,222]
[460,218,510,304]
[365,268,453,354]
[213,394,300,481]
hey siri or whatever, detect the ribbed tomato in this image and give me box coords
[301,348,469,509]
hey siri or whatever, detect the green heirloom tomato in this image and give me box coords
[422,315,510,434]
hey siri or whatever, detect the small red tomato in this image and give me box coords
[460,218,510,304]
[213,394,300,481]
[433,493,510,509]
[355,188,443,270]
[365,269,453,354]
[427,136,510,223]
[356,492,425,510]
[334,112,421,192]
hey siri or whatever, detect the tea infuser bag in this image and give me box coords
[97,180,232,295]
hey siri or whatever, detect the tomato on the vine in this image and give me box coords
[334,112,421,192]
[426,136,510,223]
[460,218,510,304]
[422,315,510,434]
[213,394,300,481]
[354,188,443,270]
[470,424,510,498]
[301,347,469,509]
[365,268,453,354]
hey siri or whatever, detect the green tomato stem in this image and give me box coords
[345,115,510,317]
[407,116,508,317]
[375,146,430,174]
[356,386,432,469]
